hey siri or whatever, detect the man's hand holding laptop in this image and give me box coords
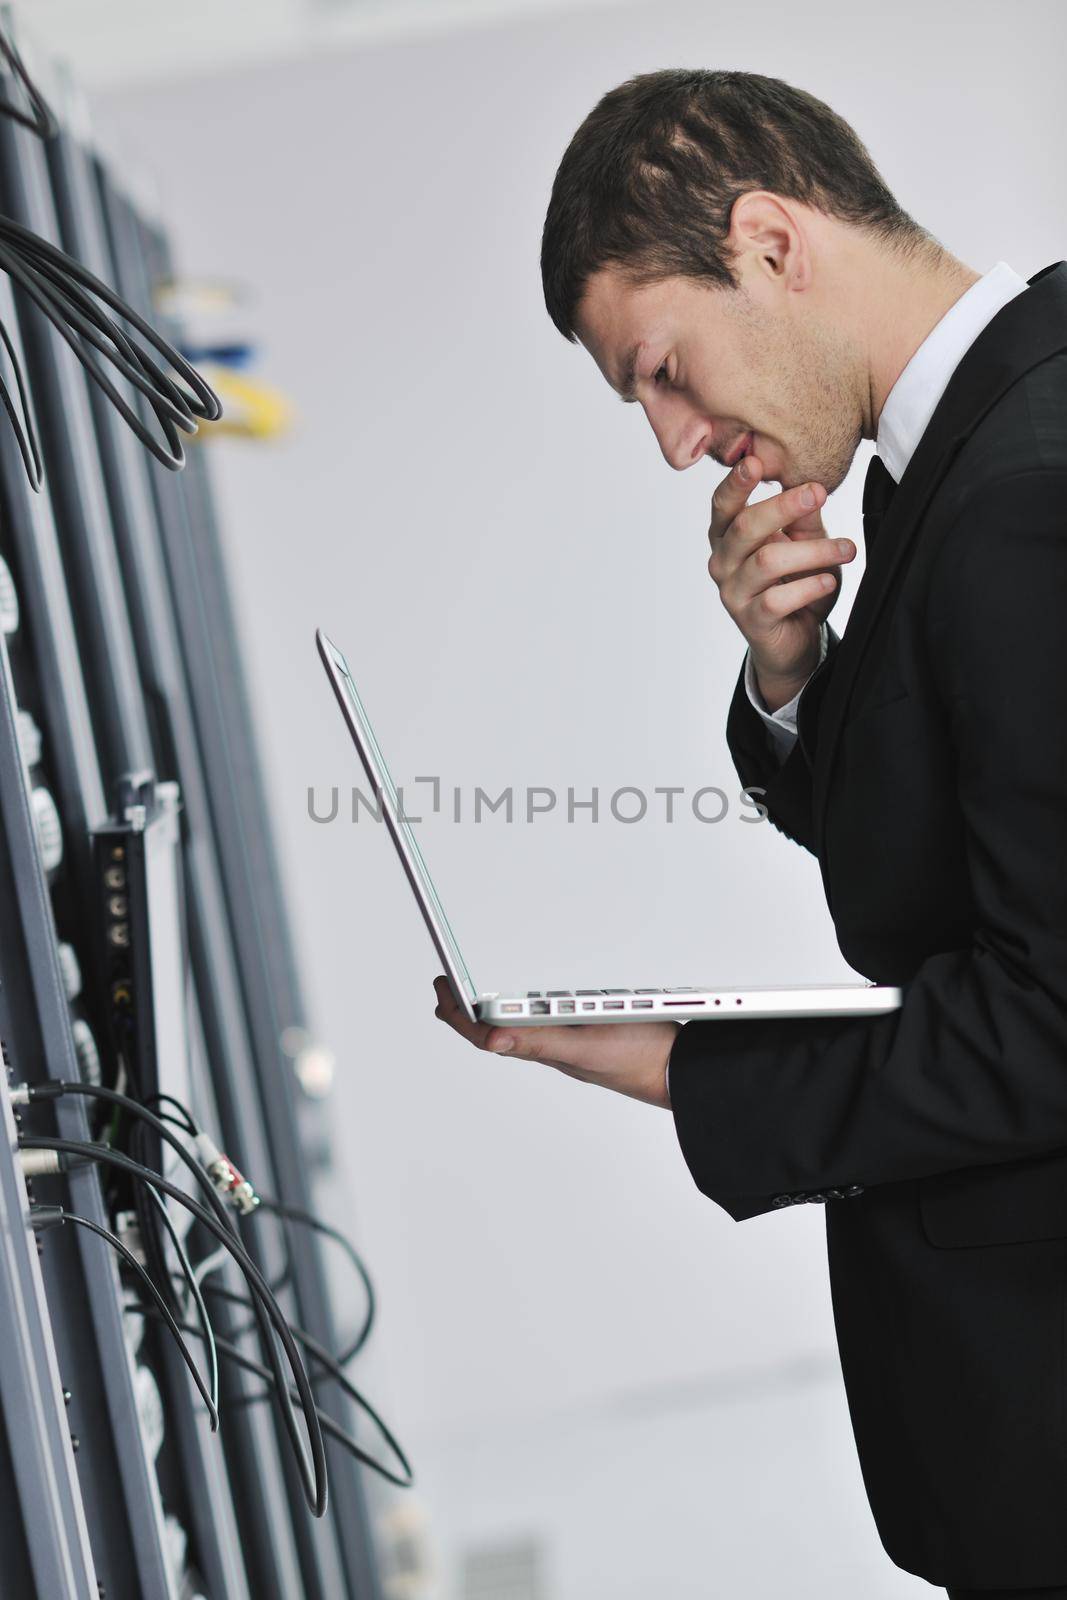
[433,976,678,1109]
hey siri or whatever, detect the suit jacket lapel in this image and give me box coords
[810,260,1067,862]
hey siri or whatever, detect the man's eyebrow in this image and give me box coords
[617,343,641,403]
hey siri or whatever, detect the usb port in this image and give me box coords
[631,999,653,1009]
[603,1000,624,1011]
[501,1003,522,1014]
[556,1000,576,1014]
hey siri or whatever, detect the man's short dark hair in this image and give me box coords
[541,69,937,342]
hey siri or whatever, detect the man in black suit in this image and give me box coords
[433,68,1067,1597]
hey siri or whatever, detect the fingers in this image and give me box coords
[746,569,840,621]
[708,454,827,548]
[708,460,835,611]
[432,975,527,1056]
[749,535,853,591]
[432,976,591,1064]
[708,451,764,542]
[726,480,828,555]
[719,536,853,620]
[433,975,498,1048]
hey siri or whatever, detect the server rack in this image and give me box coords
[0,12,390,1595]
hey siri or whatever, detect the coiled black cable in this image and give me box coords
[0,214,221,476]
[199,1279,410,1484]
[21,1080,396,1502]
[133,1303,413,1489]
[145,1104,375,1362]
[242,1195,375,1364]
[32,1205,219,1429]
[19,1131,328,1517]
[0,11,219,485]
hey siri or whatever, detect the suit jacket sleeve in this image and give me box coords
[672,469,1067,1222]
[726,627,841,856]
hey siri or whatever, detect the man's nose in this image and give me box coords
[645,403,713,472]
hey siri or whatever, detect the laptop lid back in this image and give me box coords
[316,628,479,1022]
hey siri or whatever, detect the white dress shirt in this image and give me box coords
[743,261,1029,747]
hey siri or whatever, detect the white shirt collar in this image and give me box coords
[876,260,1028,483]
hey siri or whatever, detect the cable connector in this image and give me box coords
[17,1139,93,1176]
[27,1204,64,1230]
[19,1148,63,1177]
[10,1081,65,1106]
[193,1132,259,1214]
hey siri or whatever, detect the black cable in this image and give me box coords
[0,211,221,482]
[33,1084,372,1404]
[33,1206,218,1428]
[27,1131,325,1513]
[232,1253,294,1340]
[224,1258,294,1343]
[125,1087,374,1362]
[0,217,221,418]
[147,1188,219,1426]
[128,1116,182,1320]
[142,1092,197,1135]
[199,1279,409,1483]
[19,1132,328,1517]
[131,1303,413,1489]
[0,27,59,140]
[21,1080,303,1428]
[255,1195,375,1364]
[20,1095,310,1464]
[206,1198,372,1360]
[0,311,41,487]
[23,1081,240,1247]
[0,238,188,469]
[111,1090,350,1349]
[0,30,215,484]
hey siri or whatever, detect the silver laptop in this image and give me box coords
[317,629,901,1027]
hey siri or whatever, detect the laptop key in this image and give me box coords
[546,990,574,997]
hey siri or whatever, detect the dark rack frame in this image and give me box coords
[0,16,386,1597]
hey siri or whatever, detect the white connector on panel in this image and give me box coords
[19,1149,62,1177]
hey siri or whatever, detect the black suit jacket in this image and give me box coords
[668,261,1067,1589]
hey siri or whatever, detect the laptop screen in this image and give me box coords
[317,629,478,1015]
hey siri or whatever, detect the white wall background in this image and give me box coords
[97,3,1066,1595]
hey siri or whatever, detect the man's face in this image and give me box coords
[574,261,863,495]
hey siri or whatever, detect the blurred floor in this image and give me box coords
[412,1356,935,1599]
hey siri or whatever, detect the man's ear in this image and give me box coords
[727,192,810,293]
